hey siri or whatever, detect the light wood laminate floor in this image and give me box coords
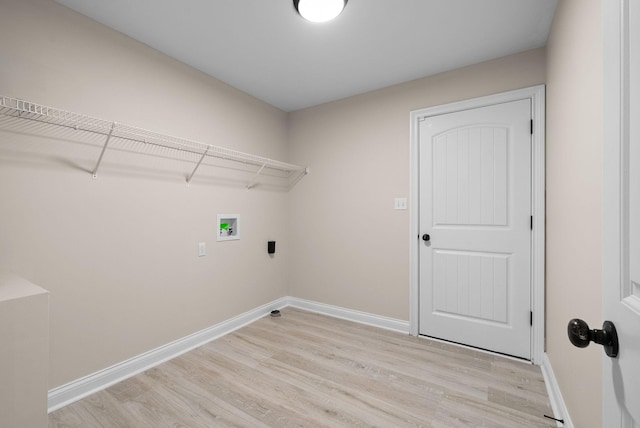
[49,308,556,427]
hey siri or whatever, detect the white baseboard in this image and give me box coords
[49,299,571,427]
[48,296,409,412]
[286,297,410,334]
[48,296,289,413]
[541,353,573,428]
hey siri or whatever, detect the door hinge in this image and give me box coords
[530,119,533,135]
[530,311,533,326]
[530,216,533,230]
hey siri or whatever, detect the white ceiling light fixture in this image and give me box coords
[293,0,348,23]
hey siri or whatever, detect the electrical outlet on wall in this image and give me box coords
[394,198,407,210]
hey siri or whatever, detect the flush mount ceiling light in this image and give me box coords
[293,0,348,23]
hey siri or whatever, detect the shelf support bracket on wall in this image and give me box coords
[246,160,270,190]
[287,167,310,191]
[186,145,211,184]
[91,122,116,178]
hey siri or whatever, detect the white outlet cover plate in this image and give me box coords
[394,198,407,210]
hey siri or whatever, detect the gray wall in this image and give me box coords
[0,0,290,388]
[546,1,603,427]
[287,49,546,320]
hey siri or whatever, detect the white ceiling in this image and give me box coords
[55,0,558,112]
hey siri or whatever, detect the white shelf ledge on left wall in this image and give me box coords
[0,96,309,190]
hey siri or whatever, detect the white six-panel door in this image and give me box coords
[419,99,532,359]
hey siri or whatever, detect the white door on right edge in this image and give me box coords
[602,0,640,426]
[419,99,532,360]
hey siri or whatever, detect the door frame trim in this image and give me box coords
[409,85,546,364]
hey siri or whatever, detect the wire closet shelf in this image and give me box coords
[0,96,308,189]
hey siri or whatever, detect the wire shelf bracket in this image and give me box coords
[92,122,116,178]
[186,145,211,185]
[246,159,270,190]
[0,96,308,190]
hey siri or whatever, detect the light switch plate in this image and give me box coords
[394,198,407,210]
[198,242,206,257]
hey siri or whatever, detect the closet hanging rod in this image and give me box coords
[0,96,307,177]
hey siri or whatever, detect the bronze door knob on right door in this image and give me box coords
[567,318,619,358]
